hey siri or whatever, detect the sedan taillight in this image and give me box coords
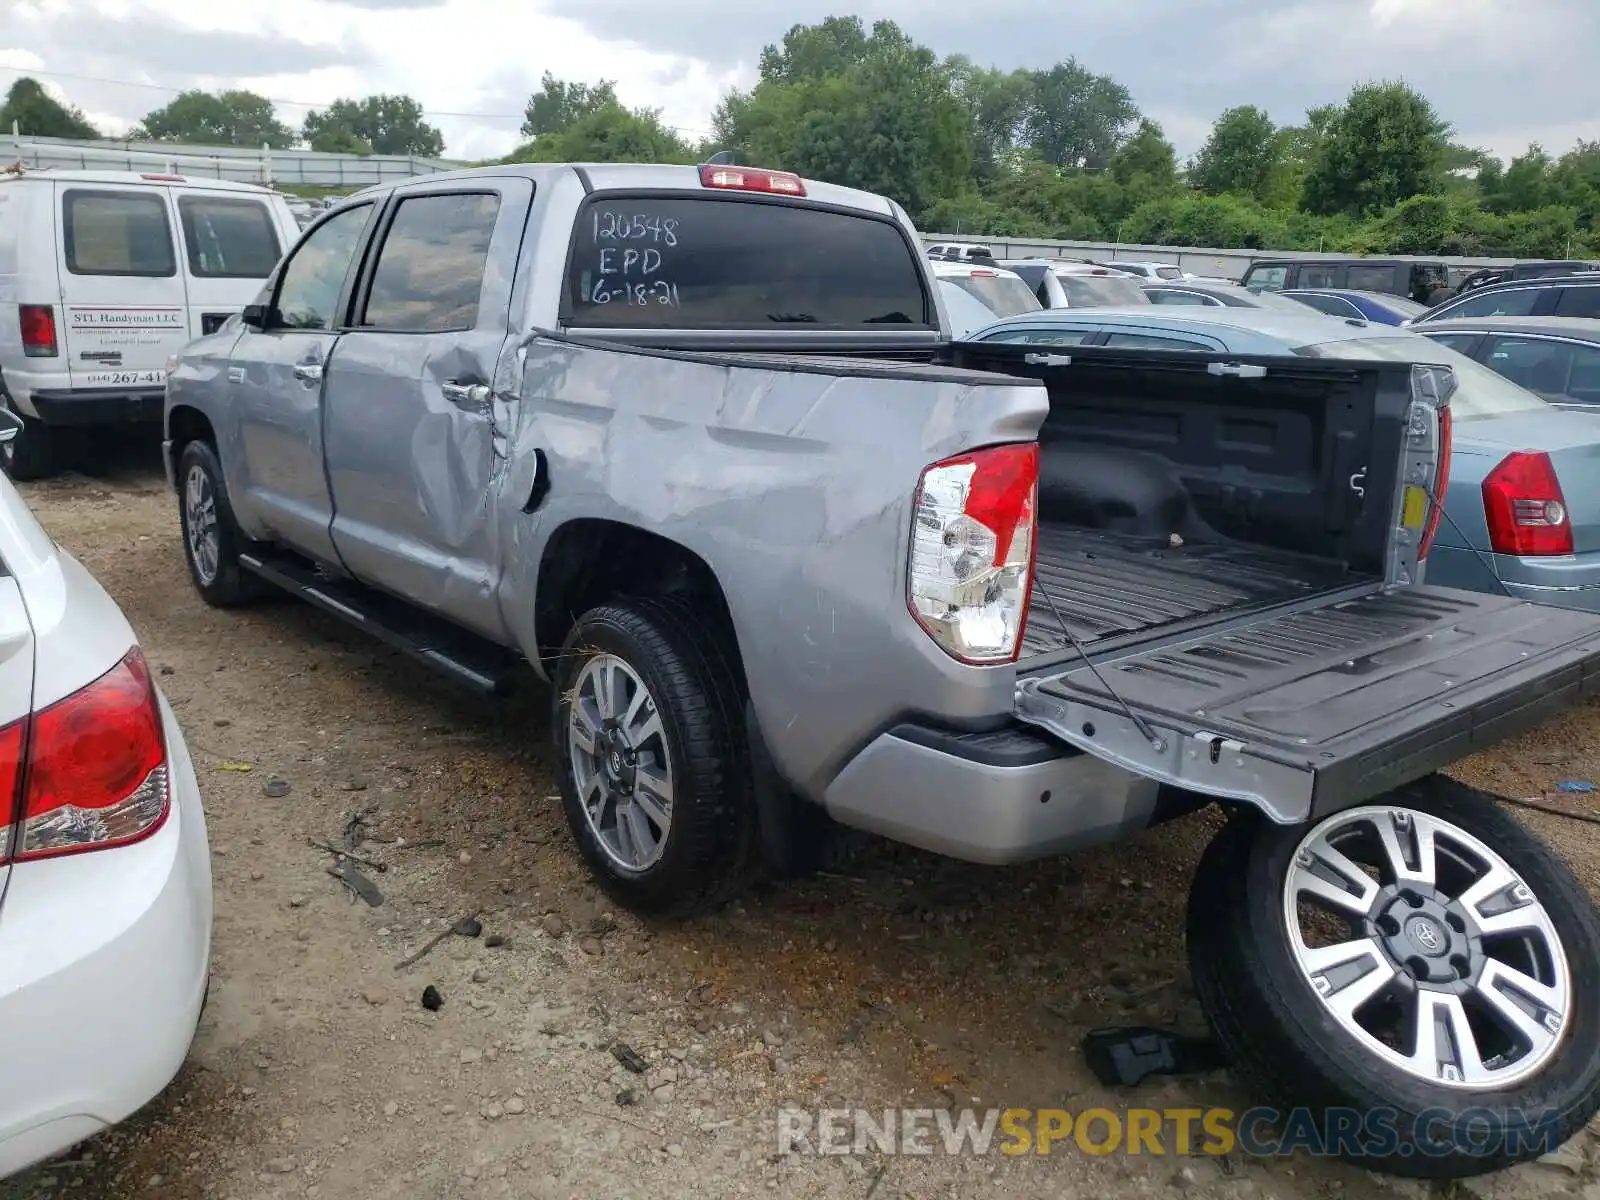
[1,648,170,864]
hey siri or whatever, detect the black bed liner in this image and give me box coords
[1023,526,1360,658]
[1015,586,1600,821]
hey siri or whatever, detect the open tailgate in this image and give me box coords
[1014,586,1600,823]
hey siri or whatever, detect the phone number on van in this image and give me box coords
[81,370,165,386]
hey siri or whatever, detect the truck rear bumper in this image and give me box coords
[821,722,1167,865]
[28,388,164,427]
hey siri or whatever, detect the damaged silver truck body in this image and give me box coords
[164,161,1600,1177]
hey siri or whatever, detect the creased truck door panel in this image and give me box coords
[1015,587,1600,823]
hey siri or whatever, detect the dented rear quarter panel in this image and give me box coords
[493,339,1050,801]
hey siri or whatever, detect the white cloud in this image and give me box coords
[1,0,746,159]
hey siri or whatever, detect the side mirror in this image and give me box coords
[0,408,22,445]
[240,303,269,330]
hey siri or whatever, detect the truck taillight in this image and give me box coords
[19,304,56,357]
[908,443,1038,664]
[1482,451,1573,557]
[698,165,805,196]
[1,648,169,864]
[1419,404,1452,559]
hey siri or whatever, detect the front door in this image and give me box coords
[225,201,378,562]
[321,178,532,641]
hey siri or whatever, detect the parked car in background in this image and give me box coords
[998,259,1148,309]
[1092,259,1190,281]
[924,241,994,263]
[1454,261,1600,295]
[1241,258,1451,305]
[1143,280,1328,312]
[0,409,211,1177]
[1414,274,1600,324]
[964,304,1600,613]
[1280,288,1428,325]
[1415,317,1600,412]
[930,259,1041,336]
[0,169,300,481]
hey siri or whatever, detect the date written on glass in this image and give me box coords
[592,211,679,245]
[588,245,681,306]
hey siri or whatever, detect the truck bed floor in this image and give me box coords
[1022,526,1359,657]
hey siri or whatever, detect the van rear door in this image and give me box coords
[173,188,292,336]
[54,181,191,390]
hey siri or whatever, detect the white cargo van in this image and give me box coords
[0,170,299,479]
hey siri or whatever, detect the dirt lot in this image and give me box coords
[4,454,1600,1199]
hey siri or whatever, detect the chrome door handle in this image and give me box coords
[292,362,322,382]
[441,381,491,406]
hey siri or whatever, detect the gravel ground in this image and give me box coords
[4,452,1600,1199]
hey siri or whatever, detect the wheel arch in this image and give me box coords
[166,404,216,491]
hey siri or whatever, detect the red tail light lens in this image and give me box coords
[699,165,806,196]
[908,443,1039,664]
[19,304,57,357]
[1482,451,1573,557]
[3,648,170,863]
[1419,403,1452,559]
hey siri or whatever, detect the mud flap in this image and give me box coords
[1014,586,1600,823]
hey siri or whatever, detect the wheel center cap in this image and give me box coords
[1406,914,1450,957]
[609,750,624,775]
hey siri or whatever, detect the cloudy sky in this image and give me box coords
[2,0,1596,163]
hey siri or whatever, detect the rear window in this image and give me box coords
[178,196,282,278]
[1156,266,1183,280]
[62,188,176,278]
[1060,275,1147,307]
[1296,334,1549,420]
[945,272,1041,319]
[566,196,930,329]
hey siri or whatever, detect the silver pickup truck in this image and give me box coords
[165,162,1600,1175]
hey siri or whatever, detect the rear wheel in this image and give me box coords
[177,440,265,607]
[1188,776,1600,1177]
[0,407,55,482]
[552,597,755,917]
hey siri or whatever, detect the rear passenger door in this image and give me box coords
[54,183,191,392]
[174,190,287,336]
[322,178,532,641]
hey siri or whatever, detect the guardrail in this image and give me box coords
[0,130,461,188]
[919,233,1525,281]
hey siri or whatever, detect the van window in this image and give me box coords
[360,192,501,332]
[1298,265,1341,288]
[566,196,931,329]
[1346,265,1396,292]
[62,188,176,278]
[178,196,282,279]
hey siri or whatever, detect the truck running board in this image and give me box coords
[238,552,523,697]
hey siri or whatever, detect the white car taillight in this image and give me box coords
[908,443,1039,664]
[0,648,170,863]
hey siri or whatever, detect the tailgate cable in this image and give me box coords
[1421,488,1600,828]
[1032,574,1166,753]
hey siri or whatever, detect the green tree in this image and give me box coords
[1109,119,1176,187]
[0,77,97,139]
[1190,106,1280,200]
[303,95,443,157]
[714,19,973,219]
[1303,81,1450,217]
[1485,144,1555,213]
[504,104,694,165]
[944,58,1033,179]
[520,74,619,139]
[137,90,295,148]
[1023,59,1139,170]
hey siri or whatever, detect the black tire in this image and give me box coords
[1188,775,1600,1178]
[176,439,265,607]
[0,409,55,482]
[551,596,756,917]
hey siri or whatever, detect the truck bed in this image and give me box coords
[1021,526,1358,658]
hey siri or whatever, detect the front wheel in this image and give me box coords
[176,440,265,607]
[552,597,755,917]
[1188,776,1600,1178]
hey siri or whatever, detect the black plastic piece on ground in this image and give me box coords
[1081,1026,1228,1087]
